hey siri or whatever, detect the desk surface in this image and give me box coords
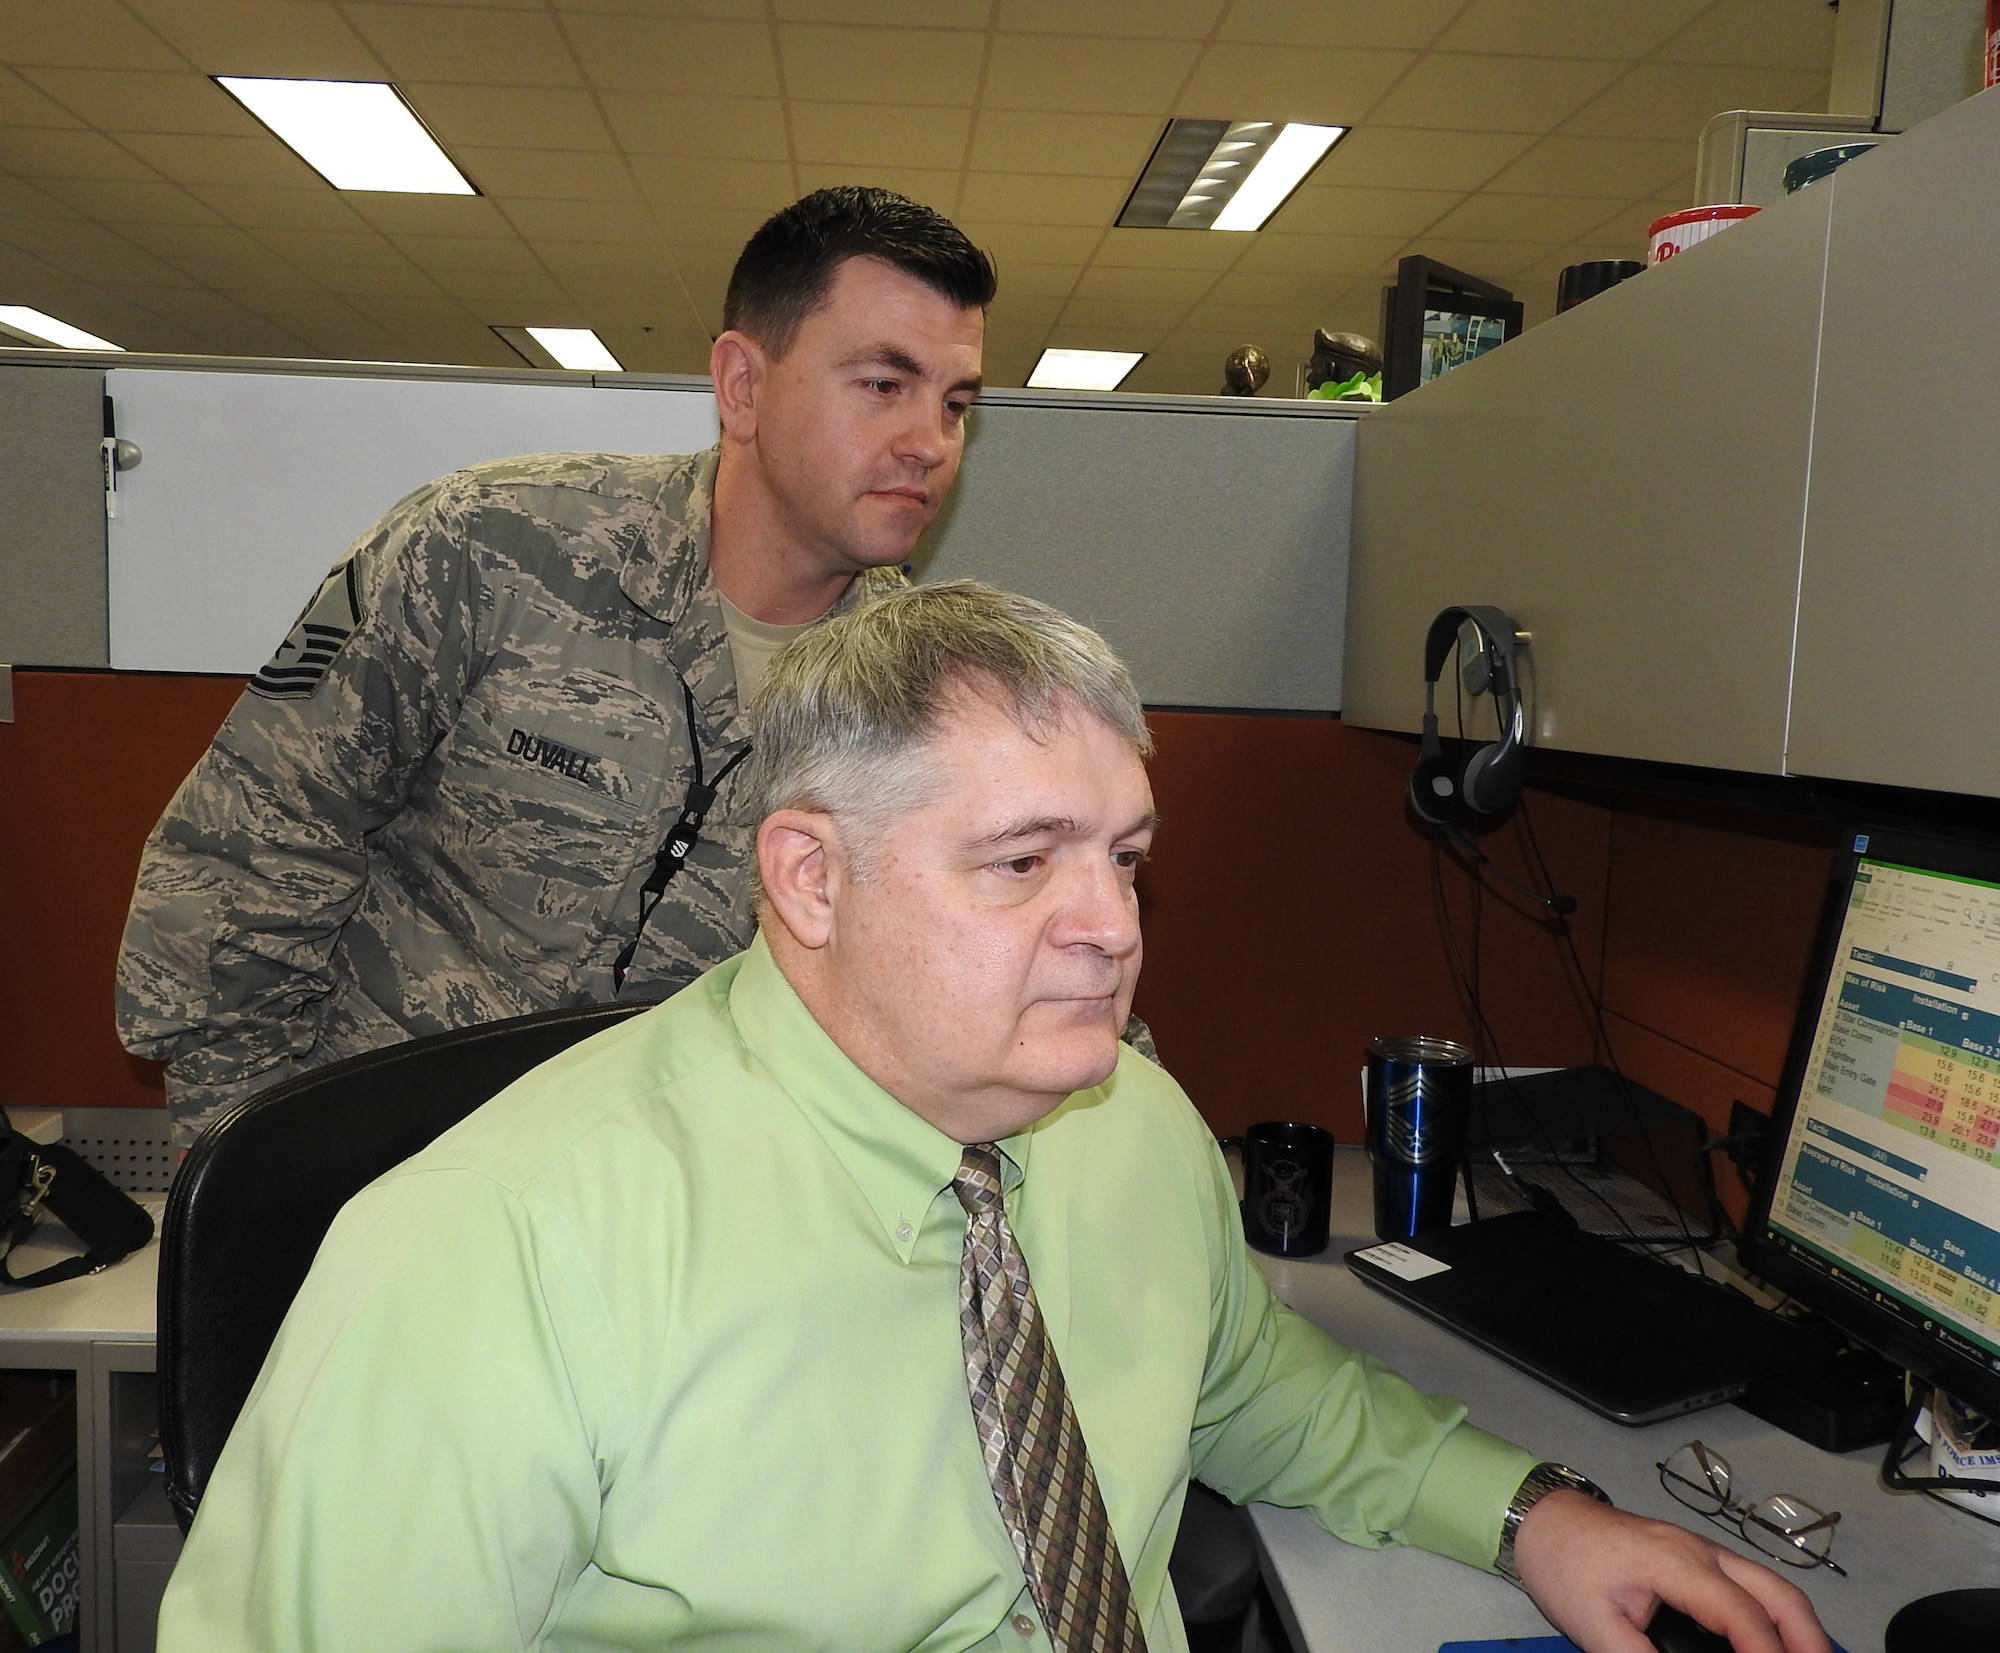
[1252,1149,2000,1653]
[0,1196,162,1346]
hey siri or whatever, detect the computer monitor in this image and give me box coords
[1740,826,2000,1420]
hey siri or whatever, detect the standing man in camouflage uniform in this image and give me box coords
[117,187,995,1147]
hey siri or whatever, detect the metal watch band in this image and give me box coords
[1494,1462,1611,1585]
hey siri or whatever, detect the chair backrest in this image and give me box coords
[157,1000,647,1533]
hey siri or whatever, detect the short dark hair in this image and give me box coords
[724,187,997,357]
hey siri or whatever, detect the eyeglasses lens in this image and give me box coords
[1661,1443,1731,1516]
[1744,1494,1837,1566]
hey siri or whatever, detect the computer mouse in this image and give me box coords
[1646,1606,1734,1653]
[1884,1587,2000,1653]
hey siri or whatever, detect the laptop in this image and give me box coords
[1346,1210,1827,1426]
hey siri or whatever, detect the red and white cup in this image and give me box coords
[1646,204,1760,265]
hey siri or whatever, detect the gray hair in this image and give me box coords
[745,580,1151,873]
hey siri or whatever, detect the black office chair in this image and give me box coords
[157,999,1264,1640]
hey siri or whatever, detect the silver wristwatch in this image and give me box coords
[1494,1462,1611,1585]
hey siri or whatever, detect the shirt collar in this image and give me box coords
[617,446,719,631]
[726,934,1031,1261]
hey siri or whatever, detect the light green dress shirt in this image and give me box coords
[159,935,1537,1652]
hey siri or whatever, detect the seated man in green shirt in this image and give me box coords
[158,583,1831,1653]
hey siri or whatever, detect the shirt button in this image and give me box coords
[896,1221,914,1242]
[1012,1613,1035,1637]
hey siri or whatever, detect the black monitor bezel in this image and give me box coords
[1738,824,2000,1420]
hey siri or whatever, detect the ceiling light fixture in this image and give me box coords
[493,326,624,372]
[1027,349,1144,392]
[215,77,476,195]
[1118,119,1347,232]
[0,305,121,351]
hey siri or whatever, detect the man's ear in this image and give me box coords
[710,330,765,446]
[757,808,842,950]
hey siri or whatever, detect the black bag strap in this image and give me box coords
[0,1136,154,1289]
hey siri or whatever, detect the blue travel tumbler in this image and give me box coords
[1364,1036,1475,1240]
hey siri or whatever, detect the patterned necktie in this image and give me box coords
[953,1143,1148,1652]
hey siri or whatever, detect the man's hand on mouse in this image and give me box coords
[1512,1488,1833,1653]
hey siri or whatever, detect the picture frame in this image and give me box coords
[1381,257,1524,400]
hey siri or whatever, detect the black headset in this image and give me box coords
[1408,605,1527,825]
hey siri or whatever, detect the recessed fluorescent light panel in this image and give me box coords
[216,77,475,195]
[1119,119,1346,232]
[1027,349,1144,391]
[0,306,121,351]
[493,326,624,372]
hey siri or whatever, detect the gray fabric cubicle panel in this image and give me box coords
[0,363,106,668]
[914,396,1355,713]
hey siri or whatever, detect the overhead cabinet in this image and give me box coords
[1342,87,2000,799]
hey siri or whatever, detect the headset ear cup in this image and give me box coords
[1409,749,1465,825]
[1460,740,1525,816]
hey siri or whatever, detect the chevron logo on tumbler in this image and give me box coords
[1385,1071,1452,1164]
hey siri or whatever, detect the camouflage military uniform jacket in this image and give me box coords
[117,447,902,1145]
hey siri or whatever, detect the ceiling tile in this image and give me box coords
[1201,268,1348,310]
[249,227,419,269]
[1366,53,1626,132]
[0,128,160,180]
[116,131,320,187]
[643,204,768,250]
[429,268,574,312]
[629,156,795,211]
[0,67,86,126]
[1092,226,1248,269]
[0,0,188,70]
[404,86,615,152]
[1268,184,1461,238]
[499,197,666,241]
[457,148,640,200]
[1422,191,1630,244]
[1481,134,1691,197]
[341,194,521,236]
[121,0,386,78]
[29,176,222,224]
[119,220,272,262]
[1432,0,1709,60]
[179,184,367,231]
[1315,126,1537,192]
[791,166,960,210]
[774,0,991,27]
[998,0,1222,37]
[0,176,79,218]
[1231,231,1408,274]
[956,171,1128,227]
[1402,238,1555,281]
[1218,0,1460,51]
[1056,295,1189,330]
[985,292,1063,329]
[966,110,1158,177]
[538,238,677,278]
[390,233,547,272]
[342,5,583,86]
[1176,45,1415,124]
[776,25,986,105]
[1041,320,1162,351]
[598,93,789,159]
[955,219,1103,264]
[310,265,452,299]
[981,35,1200,114]
[1069,264,1215,303]
[1559,64,1828,141]
[342,292,474,328]
[989,262,1080,296]
[1654,0,1839,72]
[564,17,780,96]
[789,102,971,170]
[18,69,263,135]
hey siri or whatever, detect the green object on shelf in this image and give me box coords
[1307,369,1381,402]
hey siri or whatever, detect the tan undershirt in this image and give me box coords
[718,590,816,708]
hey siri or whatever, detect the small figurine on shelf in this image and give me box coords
[1219,344,1270,396]
[1303,328,1382,401]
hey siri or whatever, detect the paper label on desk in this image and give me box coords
[1355,1241,1451,1281]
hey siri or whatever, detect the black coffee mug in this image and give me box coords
[1221,1122,1335,1257]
